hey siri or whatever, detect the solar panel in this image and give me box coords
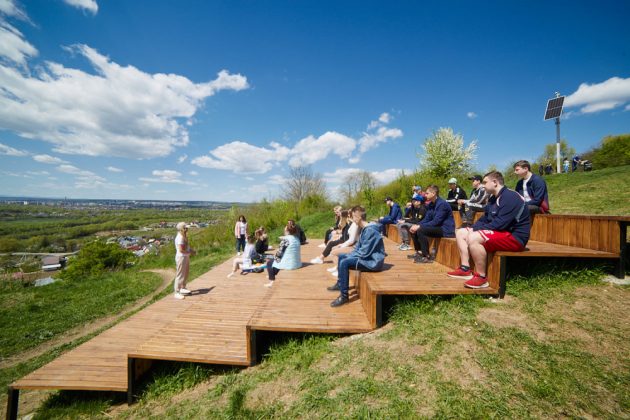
[544,96,565,120]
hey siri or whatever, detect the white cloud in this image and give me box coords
[357,126,403,154]
[0,20,37,66]
[467,112,477,119]
[379,112,391,124]
[289,131,356,167]
[192,141,290,174]
[177,154,188,164]
[0,142,28,156]
[323,167,408,185]
[107,166,123,173]
[0,0,29,20]
[33,154,67,164]
[371,168,409,184]
[26,170,49,176]
[139,169,196,185]
[0,42,249,158]
[564,76,630,114]
[189,170,198,176]
[63,0,98,15]
[268,174,287,185]
[57,164,98,177]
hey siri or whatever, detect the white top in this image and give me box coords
[522,173,532,202]
[339,223,360,248]
[175,232,189,258]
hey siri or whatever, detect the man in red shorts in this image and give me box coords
[447,171,530,289]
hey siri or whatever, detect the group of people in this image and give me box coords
[377,159,549,289]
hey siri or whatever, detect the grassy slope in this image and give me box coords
[17,166,630,418]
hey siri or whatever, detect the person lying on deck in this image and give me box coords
[328,206,385,308]
[447,170,530,289]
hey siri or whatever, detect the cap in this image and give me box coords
[411,195,423,202]
[176,222,187,231]
[384,196,393,202]
[413,185,422,191]
[468,175,482,181]
[448,177,457,184]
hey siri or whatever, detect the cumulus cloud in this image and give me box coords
[139,169,196,185]
[177,154,188,164]
[0,41,249,158]
[63,0,98,15]
[289,131,356,167]
[0,0,29,21]
[33,154,67,164]
[192,141,290,174]
[0,142,28,156]
[323,167,409,185]
[564,76,630,114]
[107,166,123,173]
[467,112,477,119]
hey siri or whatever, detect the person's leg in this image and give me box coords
[336,256,359,301]
[415,230,430,257]
[181,256,190,290]
[322,238,342,258]
[410,230,422,255]
[266,259,276,280]
[455,228,472,267]
[466,232,488,275]
[324,228,333,244]
[174,256,186,296]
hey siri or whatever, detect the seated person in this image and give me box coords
[328,206,385,307]
[446,177,467,211]
[448,171,530,289]
[311,210,358,264]
[321,205,343,247]
[396,196,426,251]
[412,185,426,202]
[514,160,550,214]
[287,219,308,244]
[253,227,269,262]
[378,196,402,235]
[265,223,302,287]
[458,175,489,227]
[227,235,257,278]
[408,185,455,263]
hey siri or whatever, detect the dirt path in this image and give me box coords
[0,269,175,370]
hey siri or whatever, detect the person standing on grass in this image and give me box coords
[447,171,530,289]
[514,160,550,214]
[174,222,195,300]
[328,206,385,307]
[234,215,248,255]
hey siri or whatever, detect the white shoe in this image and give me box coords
[327,267,337,272]
[179,288,191,295]
[330,270,338,277]
[237,252,241,256]
[174,292,185,300]
[227,272,234,278]
[264,281,274,288]
[310,257,323,264]
[318,244,326,248]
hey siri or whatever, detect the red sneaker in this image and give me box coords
[464,274,489,289]
[447,267,473,280]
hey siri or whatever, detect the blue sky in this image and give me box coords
[1,0,629,202]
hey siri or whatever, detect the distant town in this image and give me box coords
[0,196,244,210]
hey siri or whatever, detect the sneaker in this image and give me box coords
[327,267,337,272]
[330,295,349,307]
[327,283,340,291]
[237,252,241,256]
[407,253,420,259]
[330,270,338,277]
[399,243,411,251]
[413,256,433,264]
[464,274,489,289]
[318,243,326,248]
[179,288,191,295]
[174,292,185,300]
[264,281,274,288]
[447,267,473,280]
[227,272,234,278]
[310,257,323,264]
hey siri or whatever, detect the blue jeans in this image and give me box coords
[336,253,374,298]
[235,235,246,252]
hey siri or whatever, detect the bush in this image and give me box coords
[60,241,133,281]
[582,134,630,169]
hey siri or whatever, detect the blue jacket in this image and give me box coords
[473,187,530,246]
[381,203,402,224]
[347,223,385,271]
[420,197,455,237]
[272,234,302,270]
[515,174,550,213]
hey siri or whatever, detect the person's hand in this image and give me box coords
[457,199,466,205]
[409,225,420,234]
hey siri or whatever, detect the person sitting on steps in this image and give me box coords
[446,177,467,211]
[447,171,530,289]
[458,175,488,227]
[378,197,402,235]
[514,160,550,214]
[396,196,426,251]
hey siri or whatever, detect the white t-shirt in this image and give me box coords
[175,232,188,258]
[239,222,247,235]
[522,174,532,202]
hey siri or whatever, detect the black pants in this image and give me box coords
[411,226,445,256]
[459,206,485,224]
[322,237,344,257]
[266,259,280,280]
[324,228,334,244]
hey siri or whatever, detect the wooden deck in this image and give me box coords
[7,238,499,418]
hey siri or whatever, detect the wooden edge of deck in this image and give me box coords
[9,383,127,392]
[126,353,251,366]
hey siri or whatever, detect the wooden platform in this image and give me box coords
[7,238,504,418]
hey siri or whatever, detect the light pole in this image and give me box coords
[544,92,565,173]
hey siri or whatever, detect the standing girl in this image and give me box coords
[174,222,195,300]
[234,215,248,255]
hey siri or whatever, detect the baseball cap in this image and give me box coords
[468,175,482,181]
[448,177,457,184]
[411,195,423,202]
[384,196,393,202]
[413,185,422,191]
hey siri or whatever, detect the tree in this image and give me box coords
[282,166,327,218]
[418,127,477,178]
[60,241,133,281]
[582,134,630,169]
[537,139,575,167]
[341,170,377,207]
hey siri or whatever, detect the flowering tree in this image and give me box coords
[418,127,477,178]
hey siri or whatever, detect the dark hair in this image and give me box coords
[483,171,505,185]
[513,160,531,171]
[285,223,298,235]
[247,234,256,244]
[351,206,366,221]
[426,184,440,195]
[238,215,247,223]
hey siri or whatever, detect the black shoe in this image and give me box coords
[327,283,340,291]
[407,253,420,259]
[413,255,434,264]
[330,295,349,307]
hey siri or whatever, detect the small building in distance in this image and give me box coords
[41,256,62,271]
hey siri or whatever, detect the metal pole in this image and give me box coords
[555,117,561,173]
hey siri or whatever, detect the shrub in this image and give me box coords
[582,134,630,169]
[60,241,133,281]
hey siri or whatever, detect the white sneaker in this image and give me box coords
[327,267,337,272]
[227,272,234,278]
[318,244,326,248]
[330,270,338,277]
[310,257,323,264]
[264,281,274,288]
[174,292,185,300]
[179,288,191,295]
[237,252,241,256]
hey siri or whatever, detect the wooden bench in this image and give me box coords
[385,213,629,299]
